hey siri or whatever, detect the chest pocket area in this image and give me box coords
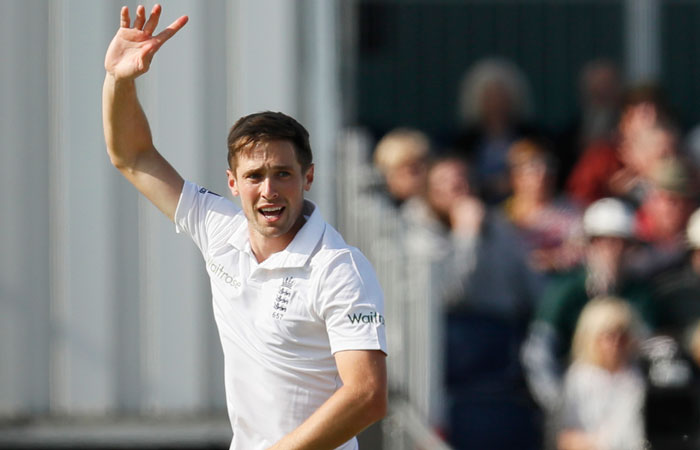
[257,278,326,354]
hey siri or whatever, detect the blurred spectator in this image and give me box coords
[691,322,700,369]
[402,155,541,320]
[566,84,671,206]
[640,333,700,449]
[610,121,679,207]
[576,60,622,147]
[683,124,700,171]
[555,297,647,450]
[653,208,700,340]
[373,128,430,207]
[401,155,543,449]
[453,58,537,204]
[521,198,657,415]
[557,60,622,188]
[643,208,700,447]
[628,157,698,278]
[502,138,584,276]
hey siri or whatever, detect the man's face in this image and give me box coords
[386,159,426,202]
[510,158,550,199]
[427,160,470,218]
[645,188,692,240]
[587,235,627,277]
[227,140,313,248]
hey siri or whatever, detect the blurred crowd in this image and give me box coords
[369,58,700,450]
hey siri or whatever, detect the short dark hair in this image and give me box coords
[427,153,477,193]
[621,83,671,120]
[227,111,313,171]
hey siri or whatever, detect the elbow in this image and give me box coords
[107,149,142,174]
[109,154,127,171]
[373,391,389,423]
[362,383,388,424]
[107,149,131,171]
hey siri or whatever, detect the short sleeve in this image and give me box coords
[174,180,243,258]
[315,250,387,355]
[558,368,586,430]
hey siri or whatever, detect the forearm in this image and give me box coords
[521,321,564,413]
[268,383,387,450]
[102,73,155,170]
[101,72,183,220]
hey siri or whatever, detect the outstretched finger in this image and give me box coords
[142,4,162,36]
[153,15,189,46]
[133,5,146,30]
[120,6,130,28]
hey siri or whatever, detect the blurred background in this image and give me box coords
[4,0,700,449]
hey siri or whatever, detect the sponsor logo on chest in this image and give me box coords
[207,259,242,290]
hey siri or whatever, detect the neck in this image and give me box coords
[249,214,306,263]
[510,194,546,222]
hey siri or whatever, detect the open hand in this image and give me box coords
[450,195,485,238]
[104,4,188,81]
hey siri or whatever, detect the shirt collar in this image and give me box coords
[227,210,252,252]
[227,200,325,269]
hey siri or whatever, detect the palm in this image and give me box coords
[104,4,188,81]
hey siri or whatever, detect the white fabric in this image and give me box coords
[557,362,646,450]
[174,181,387,450]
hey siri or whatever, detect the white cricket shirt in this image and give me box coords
[174,181,387,450]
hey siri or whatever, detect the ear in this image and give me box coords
[303,164,314,191]
[226,168,240,197]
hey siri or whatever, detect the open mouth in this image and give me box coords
[259,206,285,221]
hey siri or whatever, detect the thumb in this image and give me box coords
[138,43,160,70]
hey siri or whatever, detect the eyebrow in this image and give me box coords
[269,164,295,171]
[241,164,295,177]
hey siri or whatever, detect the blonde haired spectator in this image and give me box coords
[557,297,647,450]
[373,128,430,206]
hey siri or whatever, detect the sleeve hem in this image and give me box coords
[174,180,195,233]
[331,341,388,356]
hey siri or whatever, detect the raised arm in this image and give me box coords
[268,350,388,450]
[102,4,188,220]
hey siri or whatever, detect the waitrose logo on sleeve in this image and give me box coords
[347,310,385,325]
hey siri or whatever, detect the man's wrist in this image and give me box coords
[104,72,137,90]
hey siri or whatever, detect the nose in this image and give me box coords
[261,176,278,199]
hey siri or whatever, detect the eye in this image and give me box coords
[277,171,291,178]
[246,172,262,181]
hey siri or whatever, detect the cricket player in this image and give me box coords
[102,5,388,449]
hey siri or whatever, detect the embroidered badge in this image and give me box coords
[272,277,294,320]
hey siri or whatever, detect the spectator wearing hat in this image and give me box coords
[628,157,699,279]
[521,198,657,416]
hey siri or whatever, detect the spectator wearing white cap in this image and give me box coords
[521,198,657,417]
